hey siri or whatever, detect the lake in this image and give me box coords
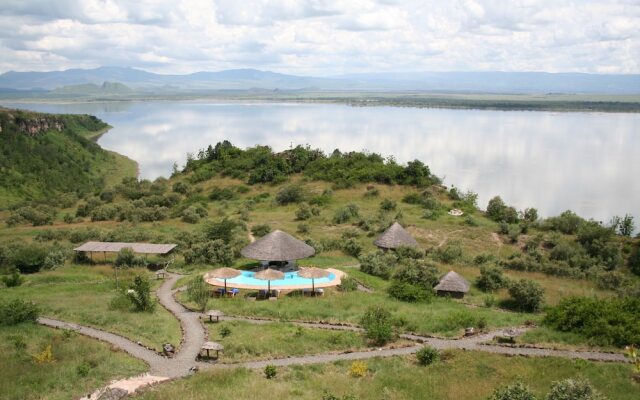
[3,100,639,224]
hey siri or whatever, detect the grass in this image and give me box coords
[516,327,623,353]
[0,265,181,351]
[206,320,384,363]
[0,323,146,400]
[132,350,639,400]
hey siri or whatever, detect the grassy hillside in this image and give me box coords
[0,108,136,207]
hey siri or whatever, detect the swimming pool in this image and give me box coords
[205,268,344,290]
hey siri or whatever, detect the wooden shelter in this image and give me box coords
[201,341,224,359]
[434,271,470,298]
[240,230,314,262]
[74,241,177,257]
[374,222,418,250]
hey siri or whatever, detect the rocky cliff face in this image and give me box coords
[0,109,65,136]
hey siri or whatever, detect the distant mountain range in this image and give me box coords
[0,66,639,95]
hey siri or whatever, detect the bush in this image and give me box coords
[43,249,68,270]
[10,244,48,273]
[490,382,537,400]
[544,210,584,234]
[172,181,191,194]
[380,198,397,212]
[333,203,360,224]
[546,378,606,400]
[181,205,208,223]
[476,265,508,292]
[508,279,544,312]
[187,276,210,312]
[388,280,431,302]
[431,242,463,264]
[360,306,394,345]
[359,250,397,279]
[264,365,277,379]
[338,276,358,292]
[295,203,312,220]
[629,245,640,276]
[342,238,362,257]
[349,361,368,377]
[544,296,640,347]
[219,325,232,338]
[275,185,305,205]
[395,246,424,260]
[415,346,439,366]
[0,299,39,325]
[209,186,237,201]
[1,270,23,287]
[127,275,154,312]
[115,248,143,268]
[251,224,272,237]
[297,223,310,234]
[392,261,440,290]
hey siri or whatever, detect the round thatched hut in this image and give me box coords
[434,271,470,299]
[374,222,419,250]
[240,230,315,268]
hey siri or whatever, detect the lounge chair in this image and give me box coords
[226,288,240,298]
[314,288,325,296]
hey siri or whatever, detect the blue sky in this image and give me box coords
[0,0,638,75]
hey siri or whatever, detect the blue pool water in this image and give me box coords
[223,270,336,287]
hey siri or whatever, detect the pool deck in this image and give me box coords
[204,268,345,290]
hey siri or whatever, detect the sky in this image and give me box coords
[0,0,638,76]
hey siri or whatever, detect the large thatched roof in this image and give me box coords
[434,271,470,293]
[240,230,315,261]
[374,222,418,249]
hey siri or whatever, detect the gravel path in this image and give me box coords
[37,273,629,397]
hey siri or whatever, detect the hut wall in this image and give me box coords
[436,290,464,299]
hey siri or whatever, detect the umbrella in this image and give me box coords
[253,268,285,295]
[298,267,330,294]
[206,267,241,292]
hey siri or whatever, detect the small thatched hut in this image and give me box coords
[434,271,470,298]
[374,222,418,250]
[240,230,315,266]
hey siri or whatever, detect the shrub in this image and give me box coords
[388,280,431,302]
[490,382,537,400]
[115,247,144,268]
[297,223,310,234]
[33,344,54,364]
[333,204,360,224]
[360,306,394,345]
[342,238,362,257]
[379,198,397,212]
[364,187,380,197]
[544,210,584,234]
[629,245,640,276]
[127,275,154,312]
[349,361,368,377]
[264,365,277,379]
[251,224,272,237]
[275,184,305,205]
[76,362,91,377]
[392,261,440,290]
[395,246,424,260]
[544,296,640,347]
[359,250,397,279]
[546,378,606,400]
[431,242,463,264]
[476,265,508,292]
[109,291,133,311]
[43,249,68,270]
[508,279,544,312]
[338,276,358,292]
[172,181,191,194]
[181,205,208,223]
[2,270,23,287]
[209,186,237,201]
[219,325,232,338]
[187,276,210,312]
[0,299,39,325]
[10,244,48,274]
[295,203,312,220]
[415,346,439,366]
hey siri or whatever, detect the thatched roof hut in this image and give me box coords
[240,230,315,261]
[374,222,418,250]
[434,271,470,298]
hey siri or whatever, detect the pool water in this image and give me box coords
[225,270,336,287]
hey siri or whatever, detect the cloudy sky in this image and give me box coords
[0,0,638,75]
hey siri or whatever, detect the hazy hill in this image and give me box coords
[0,108,134,206]
[51,81,133,96]
[0,66,639,94]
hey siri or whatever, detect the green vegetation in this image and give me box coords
[0,108,135,207]
[131,351,638,400]
[0,323,146,400]
[360,306,394,345]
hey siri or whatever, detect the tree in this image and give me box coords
[508,279,544,312]
[486,196,507,222]
[610,214,635,237]
[187,276,210,312]
[360,306,394,345]
[127,275,154,312]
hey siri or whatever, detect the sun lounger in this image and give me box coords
[226,288,240,298]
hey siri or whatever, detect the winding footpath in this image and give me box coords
[38,272,629,398]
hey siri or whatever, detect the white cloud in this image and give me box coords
[0,0,638,74]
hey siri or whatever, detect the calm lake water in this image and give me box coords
[4,100,639,223]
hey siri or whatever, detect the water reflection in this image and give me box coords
[3,101,639,223]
